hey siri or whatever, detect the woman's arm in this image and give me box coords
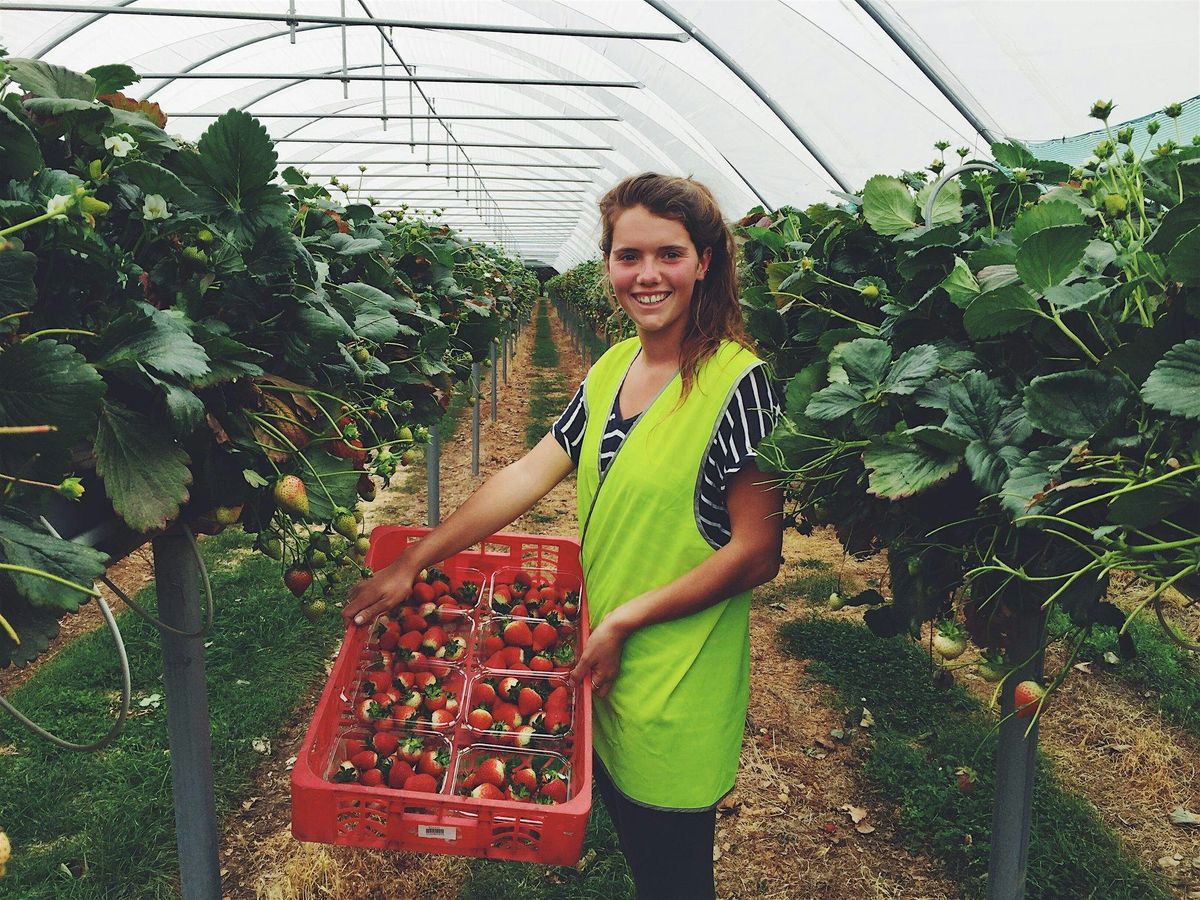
[343,431,575,624]
[572,461,784,696]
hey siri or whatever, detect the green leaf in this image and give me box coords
[0,104,43,180]
[943,371,1030,493]
[1141,339,1200,419]
[151,377,207,437]
[0,593,64,668]
[0,248,37,316]
[862,175,919,236]
[6,58,95,100]
[191,328,267,387]
[784,365,825,421]
[0,340,105,447]
[914,178,963,227]
[976,264,1019,292]
[1001,446,1074,518]
[21,97,99,117]
[176,110,290,243]
[94,400,192,533]
[1024,370,1136,438]
[805,383,865,421]
[940,257,980,309]
[991,141,1037,170]
[297,451,360,524]
[86,64,140,97]
[116,160,196,203]
[882,345,940,396]
[244,225,302,281]
[1015,224,1092,292]
[864,440,962,499]
[1166,225,1200,284]
[1011,200,1086,246]
[840,338,893,392]
[324,233,387,256]
[1145,196,1200,255]
[905,425,968,454]
[0,515,107,611]
[963,284,1039,338]
[1043,280,1110,313]
[95,307,211,381]
[337,282,404,311]
[354,302,401,344]
[1108,484,1190,529]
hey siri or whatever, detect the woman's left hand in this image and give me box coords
[570,614,630,699]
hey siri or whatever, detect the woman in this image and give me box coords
[344,173,783,899]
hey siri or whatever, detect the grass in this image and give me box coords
[778,616,1171,900]
[0,527,348,899]
[525,300,571,449]
[1046,603,1200,739]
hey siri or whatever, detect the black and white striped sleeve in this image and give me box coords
[551,379,587,466]
[714,365,780,477]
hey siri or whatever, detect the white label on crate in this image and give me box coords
[417,825,458,841]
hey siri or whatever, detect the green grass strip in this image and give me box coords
[0,528,347,899]
[1047,605,1200,738]
[779,616,1170,900]
[525,299,570,448]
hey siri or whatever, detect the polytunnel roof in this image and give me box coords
[3,0,1198,271]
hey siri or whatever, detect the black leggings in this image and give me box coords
[592,754,718,900]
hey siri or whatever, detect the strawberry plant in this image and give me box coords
[545,258,634,344]
[742,100,1199,703]
[0,54,536,666]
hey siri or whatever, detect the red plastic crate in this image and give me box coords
[291,526,592,865]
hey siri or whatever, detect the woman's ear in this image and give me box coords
[697,247,713,280]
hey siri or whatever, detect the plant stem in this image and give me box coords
[0,563,102,597]
[0,210,66,238]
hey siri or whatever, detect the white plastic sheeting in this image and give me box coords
[2,0,1197,269]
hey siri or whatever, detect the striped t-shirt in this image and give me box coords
[551,362,779,548]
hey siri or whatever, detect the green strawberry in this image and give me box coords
[273,475,309,517]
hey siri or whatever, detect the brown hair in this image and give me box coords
[598,173,751,400]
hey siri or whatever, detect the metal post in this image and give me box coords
[502,332,508,383]
[987,611,1045,900]
[490,343,498,422]
[471,363,481,476]
[152,530,221,900]
[426,425,440,527]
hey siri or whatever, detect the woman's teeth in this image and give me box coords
[635,293,668,306]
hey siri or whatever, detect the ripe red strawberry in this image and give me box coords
[485,652,509,669]
[531,621,558,653]
[387,760,415,788]
[392,705,418,726]
[503,620,533,648]
[273,475,309,517]
[468,707,494,730]
[510,725,536,747]
[400,611,428,632]
[510,766,538,794]
[430,709,455,727]
[552,644,576,667]
[355,699,385,725]
[517,687,543,717]
[497,677,520,701]
[413,671,437,690]
[1014,680,1046,718]
[364,670,391,694]
[503,646,525,667]
[541,708,570,735]
[411,582,437,605]
[394,671,416,690]
[473,758,507,787]
[544,686,569,713]
[442,637,467,661]
[359,768,383,787]
[539,778,567,804]
[470,783,504,800]
[404,773,438,793]
[423,685,447,711]
[371,733,399,757]
[510,603,529,618]
[483,635,505,657]
[492,702,522,728]
[350,750,378,770]
[284,568,312,597]
[418,747,449,777]
[430,579,451,598]
[474,682,497,705]
[398,631,423,653]
[397,735,425,763]
[529,653,554,672]
[562,593,580,617]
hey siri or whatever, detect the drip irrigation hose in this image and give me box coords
[1152,598,1200,652]
[0,561,132,751]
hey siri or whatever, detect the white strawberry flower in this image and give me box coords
[104,132,137,157]
[45,193,75,217]
[142,193,169,220]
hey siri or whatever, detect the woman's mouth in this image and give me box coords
[632,292,669,306]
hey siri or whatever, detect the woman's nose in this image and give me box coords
[636,260,660,282]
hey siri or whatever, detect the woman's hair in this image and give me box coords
[598,172,750,400]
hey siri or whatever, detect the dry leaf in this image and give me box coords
[841,804,868,824]
[1170,807,1200,826]
[1072,661,1093,674]
[1103,651,1120,665]
[860,707,875,728]
[769,601,787,611]
[855,822,876,834]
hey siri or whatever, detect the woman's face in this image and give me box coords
[605,204,710,344]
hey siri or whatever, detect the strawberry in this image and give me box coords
[421,626,447,654]
[430,709,455,727]
[391,705,418,727]
[273,475,309,517]
[541,708,570,735]
[284,568,312,597]
[510,766,538,795]
[531,621,558,653]
[1014,680,1046,718]
[430,579,451,598]
[398,630,423,652]
[350,749,378,770]
[562,593,580,618]
[371,733,399,757]
[503,646,525,667]
[332,760,358,783]
[423,684,447,711]
[413,671,437,690]
[529,653,554,672]
[510,725,536,748]
[359,768,383,787]
[473,758,507,787]
[387,760,415,788]
[517,687,543,717]
[394,671,416,690]
[539,778,568,804]
[474,682,497,705]
[552,644,576,667]
[510,604,529,618]
[933,622,968,660]
[544,686,569,713]
[404,773,439,793]
[492,702,522,728]
[468,707,494,730]
[470,783,504,800]
[411,582,437,605]
[355,699,385,725]
[483,635,505,657]
[503,620,533,648]
[418,747,450,777]
[397,735,425,763]
[497,677,521,701]
[442,637,466,661]
[332,510,359,540]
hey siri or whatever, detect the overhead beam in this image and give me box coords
[171,112,621,122]
[0,3,689,41]
[277,161,604,169]
[274,138,613,150]
[297,174,593,182]
[137,71,642,89]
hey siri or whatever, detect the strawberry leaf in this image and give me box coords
[1141,339,1200,420]
[85,64,140,97]
[0,105,43,181]
[864,439,962,499]
[6,58,95,101]
[94,306,210,382]
[0,514,107,612]
[0,339,105,449]
[1025,370,1137,439]
[94,400,192,533]
[862,175,919,236]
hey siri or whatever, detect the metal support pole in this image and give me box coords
[988,612,1045,900]
[471,363,481,476]
[426,425,440,527]
[490,343,498,422]
[152,530,221,900]
[502,332,508,383]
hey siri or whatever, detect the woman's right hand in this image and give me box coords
[342,558,421,626]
